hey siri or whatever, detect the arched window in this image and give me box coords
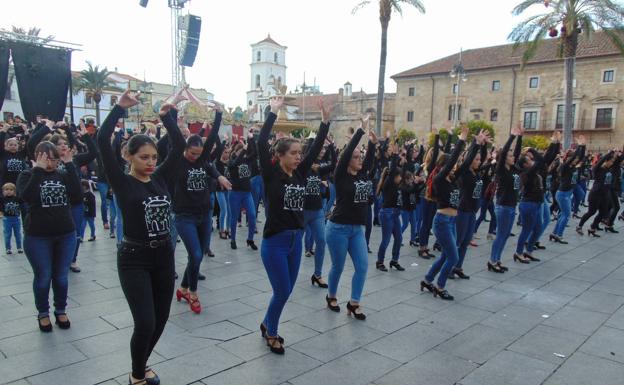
[490,109,498,122]
[255,74,261,88]
[274,52,278,63]
[256,51,261,62]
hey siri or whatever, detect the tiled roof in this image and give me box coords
[253,34,284,47]
[392,31,624,79]
[290,91,396,112]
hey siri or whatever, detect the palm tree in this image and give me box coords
[353,0,425,135]
[509,0,624,149]
[73,62,115,126]
[9,26,55,44]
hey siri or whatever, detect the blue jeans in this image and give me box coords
[533,198,549,243]
[572,182,586,214]
[216,190,231,232]
[324,182,336,216]
[365,204,373,247]
[304,209,326,277]
[71,203,84,263]
[553,190,573,237]
[206,193,215,251]
[418,200,437,248]
[3,216,22,251]
[250,175,264,216]
[108,198,117,235]
[377,208,402,263]
[326,221,368,302]
[456,210,476,269]
[176,213,211,292]
[229,191,256,242]
[24,231,77,317]
[373,195,382,222]
[261,229,303,336]
[80,217,96,238]
[96,181,110,224]
[114,194,123,244]
[425,213,458,289]
[516,201,541,254]
[490,205,516,263]
[474,198,497,235]
[401,207,420,243]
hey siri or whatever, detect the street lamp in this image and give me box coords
[449,48,467,130]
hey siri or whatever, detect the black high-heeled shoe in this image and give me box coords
[533,242,546,250]
[144,368,160,385]
[325,295,340,312]
[230,240,237,249]
[409,240,418,247]
[54,313,71,330]
[523,253,541,262]
[496,261,509,272]
[549,234,569,244]
[311,275,328,288]
[418,249,434,259]
[38,316,52,333]
[487,262,504,273]
[453,268,470,279]
[605,226,619,234]
[576,226,584,235]
[246,240,258,250]
[376,261,388,271]
[260,323,284,343]
[588,228,601,237]
[513,253,530,264]
[433,287,454,300]
[265,335,285,355]
[128,376,147,385]
[420,280,434,293]
[346,301,366,320]
[433,243,442,252]
[389,261,405,271]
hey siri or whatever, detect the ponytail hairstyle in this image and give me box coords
[376,167,389,197]
[271,137,300,165]
[127,134,156,155]
[425,152,450,201]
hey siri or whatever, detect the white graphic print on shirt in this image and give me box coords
[409,191,417,205]
[354,180,372,203]
[40,180,67,208]
[513,174,521,191]
[6,158,23,172]
[186,168,207,191]
[56,162,66,173]
[472,179,483,199]
[449,189,460,207]
[305,175,321,196]
[238,164,251,178]
[397,190,403,207]
[283,184,305,211]
[3,201,20,216]
[142,196,171,237]
[571,171,578,185]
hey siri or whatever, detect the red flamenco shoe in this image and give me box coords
[176,289,190,303]
[189,295,201,314]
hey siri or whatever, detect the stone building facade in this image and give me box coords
[392,32,624,150]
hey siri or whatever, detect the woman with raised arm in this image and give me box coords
[325,115,376,321]
[488,124,523,273]
[17,140,81,332]
[418,129,441,259]
[452,130,490,279]
[97,90,185,385]
[172,104,232,315]
[419,125,472,300]
[577,150,619,236]
[214,136,232,239]
[550,136,586,242]
[256,96,329,355]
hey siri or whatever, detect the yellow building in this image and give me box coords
[392,32,624,150]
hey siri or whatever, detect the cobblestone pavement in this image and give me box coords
[1,205,624,385]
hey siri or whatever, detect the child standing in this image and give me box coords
[1,183,22,254]
[80,181,96,242]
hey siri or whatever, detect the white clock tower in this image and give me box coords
[246,34,287,122]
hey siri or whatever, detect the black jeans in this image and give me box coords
[118,241,175,379]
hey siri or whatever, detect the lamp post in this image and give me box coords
[449,48,467,130]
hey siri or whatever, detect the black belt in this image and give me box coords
[122,236,171,249]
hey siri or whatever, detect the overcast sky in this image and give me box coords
[2,0,543,108]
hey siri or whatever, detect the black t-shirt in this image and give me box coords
[228,154,254,192]
[257,113,328,238]
[173,158,220,214]
[400,183,422,211]
[520,150,544,203]
[303,160,334,211]
[458,171,483,213]
[330,129,375,225]
[97,105,185,241]
[0,196,21,217]
[83,191,96,217]
[495,135,522,207]
[433,139,466,210]
[17,164,81,236]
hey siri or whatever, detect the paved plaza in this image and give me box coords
[1,204,624,385]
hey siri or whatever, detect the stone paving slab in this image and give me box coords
[0,199,623,384]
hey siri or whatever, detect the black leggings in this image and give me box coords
[608,190,620,226]
[579,191,610,230]
[118,242,175,379]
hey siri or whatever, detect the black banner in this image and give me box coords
[0,41,10,111]
[11,42,71,123]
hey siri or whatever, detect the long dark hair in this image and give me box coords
[127,134,156,155]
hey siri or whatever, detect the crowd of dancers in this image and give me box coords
[1,87,623,385]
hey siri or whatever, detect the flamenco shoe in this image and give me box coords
[513,253,530,264]
[487,262,504,273]
[260,323,284,343]
[420,280,434,293]
[587,228,601,237]
[346,301,366,320]
[246,240,258,250]
[432,287,454,301]
[389,261,405,271]
[325,295,340,312]
[311,275,329,288]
